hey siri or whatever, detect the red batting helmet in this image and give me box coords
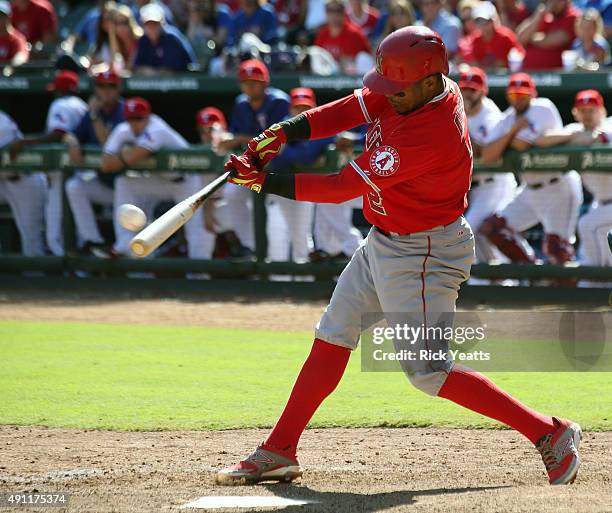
[363,26,449,95]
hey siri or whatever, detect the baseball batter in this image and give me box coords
[480,73,583,265]
[216,27,581,487]
[10,70,88,256]
[0,110,46,256]
[458,66,517,263]
[535,89,612,271]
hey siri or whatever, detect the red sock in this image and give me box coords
[264,338,350,455]
[438,366,555,445]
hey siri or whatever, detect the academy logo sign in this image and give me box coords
[370,146,400,176]
[520,152,569,170]
[580,151,612,170]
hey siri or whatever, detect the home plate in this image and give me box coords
[180,496,318,509]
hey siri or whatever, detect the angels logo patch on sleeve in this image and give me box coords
[369,146,400,177]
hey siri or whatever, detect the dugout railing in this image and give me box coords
[0,144,611,288]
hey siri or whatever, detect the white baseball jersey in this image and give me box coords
[468,96,502,148]
[563,121,612,203]
[0,110,22,147]
[45,95,88,134]
[104,114,189,154]
[486,97,563,183]
[104,114,189,180]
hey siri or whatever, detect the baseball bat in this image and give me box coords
[608,229,612,254]
[129,171,231,258]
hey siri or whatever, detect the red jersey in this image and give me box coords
[0,28,29,63]
[314,21,371,62]
[296,80,473,234]
[469,26,524,68]
[347,6,380,38]
[522,6,580,69]
[10,0,57,44]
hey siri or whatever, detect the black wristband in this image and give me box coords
[262,173,296,199]
[278,113,311,142]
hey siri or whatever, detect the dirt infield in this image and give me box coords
[1,425,611,513]
[1,293,611,512]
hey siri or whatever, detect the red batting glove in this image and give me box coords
[224,154,267,193]
[245,123,287,170]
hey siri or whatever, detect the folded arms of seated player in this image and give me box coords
[480,116,530,164]
[101,145,152,172]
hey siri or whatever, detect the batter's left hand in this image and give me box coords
[224,154,266,193]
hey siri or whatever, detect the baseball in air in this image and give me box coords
[118,204,147,231]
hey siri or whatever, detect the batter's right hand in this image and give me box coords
[245,124,287,170]
[225,154,266,193]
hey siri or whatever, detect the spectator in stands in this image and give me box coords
[314,0,372,74]
[9,71,88,256]
[534,89,612,271]
[218,59,289,251]
[274,0,307,44]
[517,0,581,69]
[0,110,46,257]
[63,70,125,258]
[571,8,610,68]
[304,0,327,32]
[10,0,56,50]
[186,0,231,62]
[129,0,175,26]
[573,0,612,39]
[88,1,118,67]
[377,0,416,44]
[101,97,214,258]
[480,72,583,266]
[457,0,480,36]
[225,0,279,47]
[417,0,462,57]
[111,5,143,71]
[133,3,197,74]
[0,0,28,66]
[346,0,381,39]
[460,1,525,69]
[494,0,532,30]
[72,0,106,49]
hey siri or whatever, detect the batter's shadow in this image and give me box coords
[262,483,511,512]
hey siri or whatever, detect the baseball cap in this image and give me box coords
[458,66,488,94]
[574,89,604,108]
[196,107,227,129]
[290,87,317,108]
[47,70,80,92]
[140,2,165,23]
[0,0,11,16]
[472,1,497,21]
[238,59,270,83]
[506,72,536,96]
[124,97,151,119]
[95,69,121,86]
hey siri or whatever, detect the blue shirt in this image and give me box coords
[229,87,290,136]
[573,0,612,25]
[75,7,100,46]
[418,10,462,53]
[133,25,197,72]
[226,5,279,47]
[74,99,126,188]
